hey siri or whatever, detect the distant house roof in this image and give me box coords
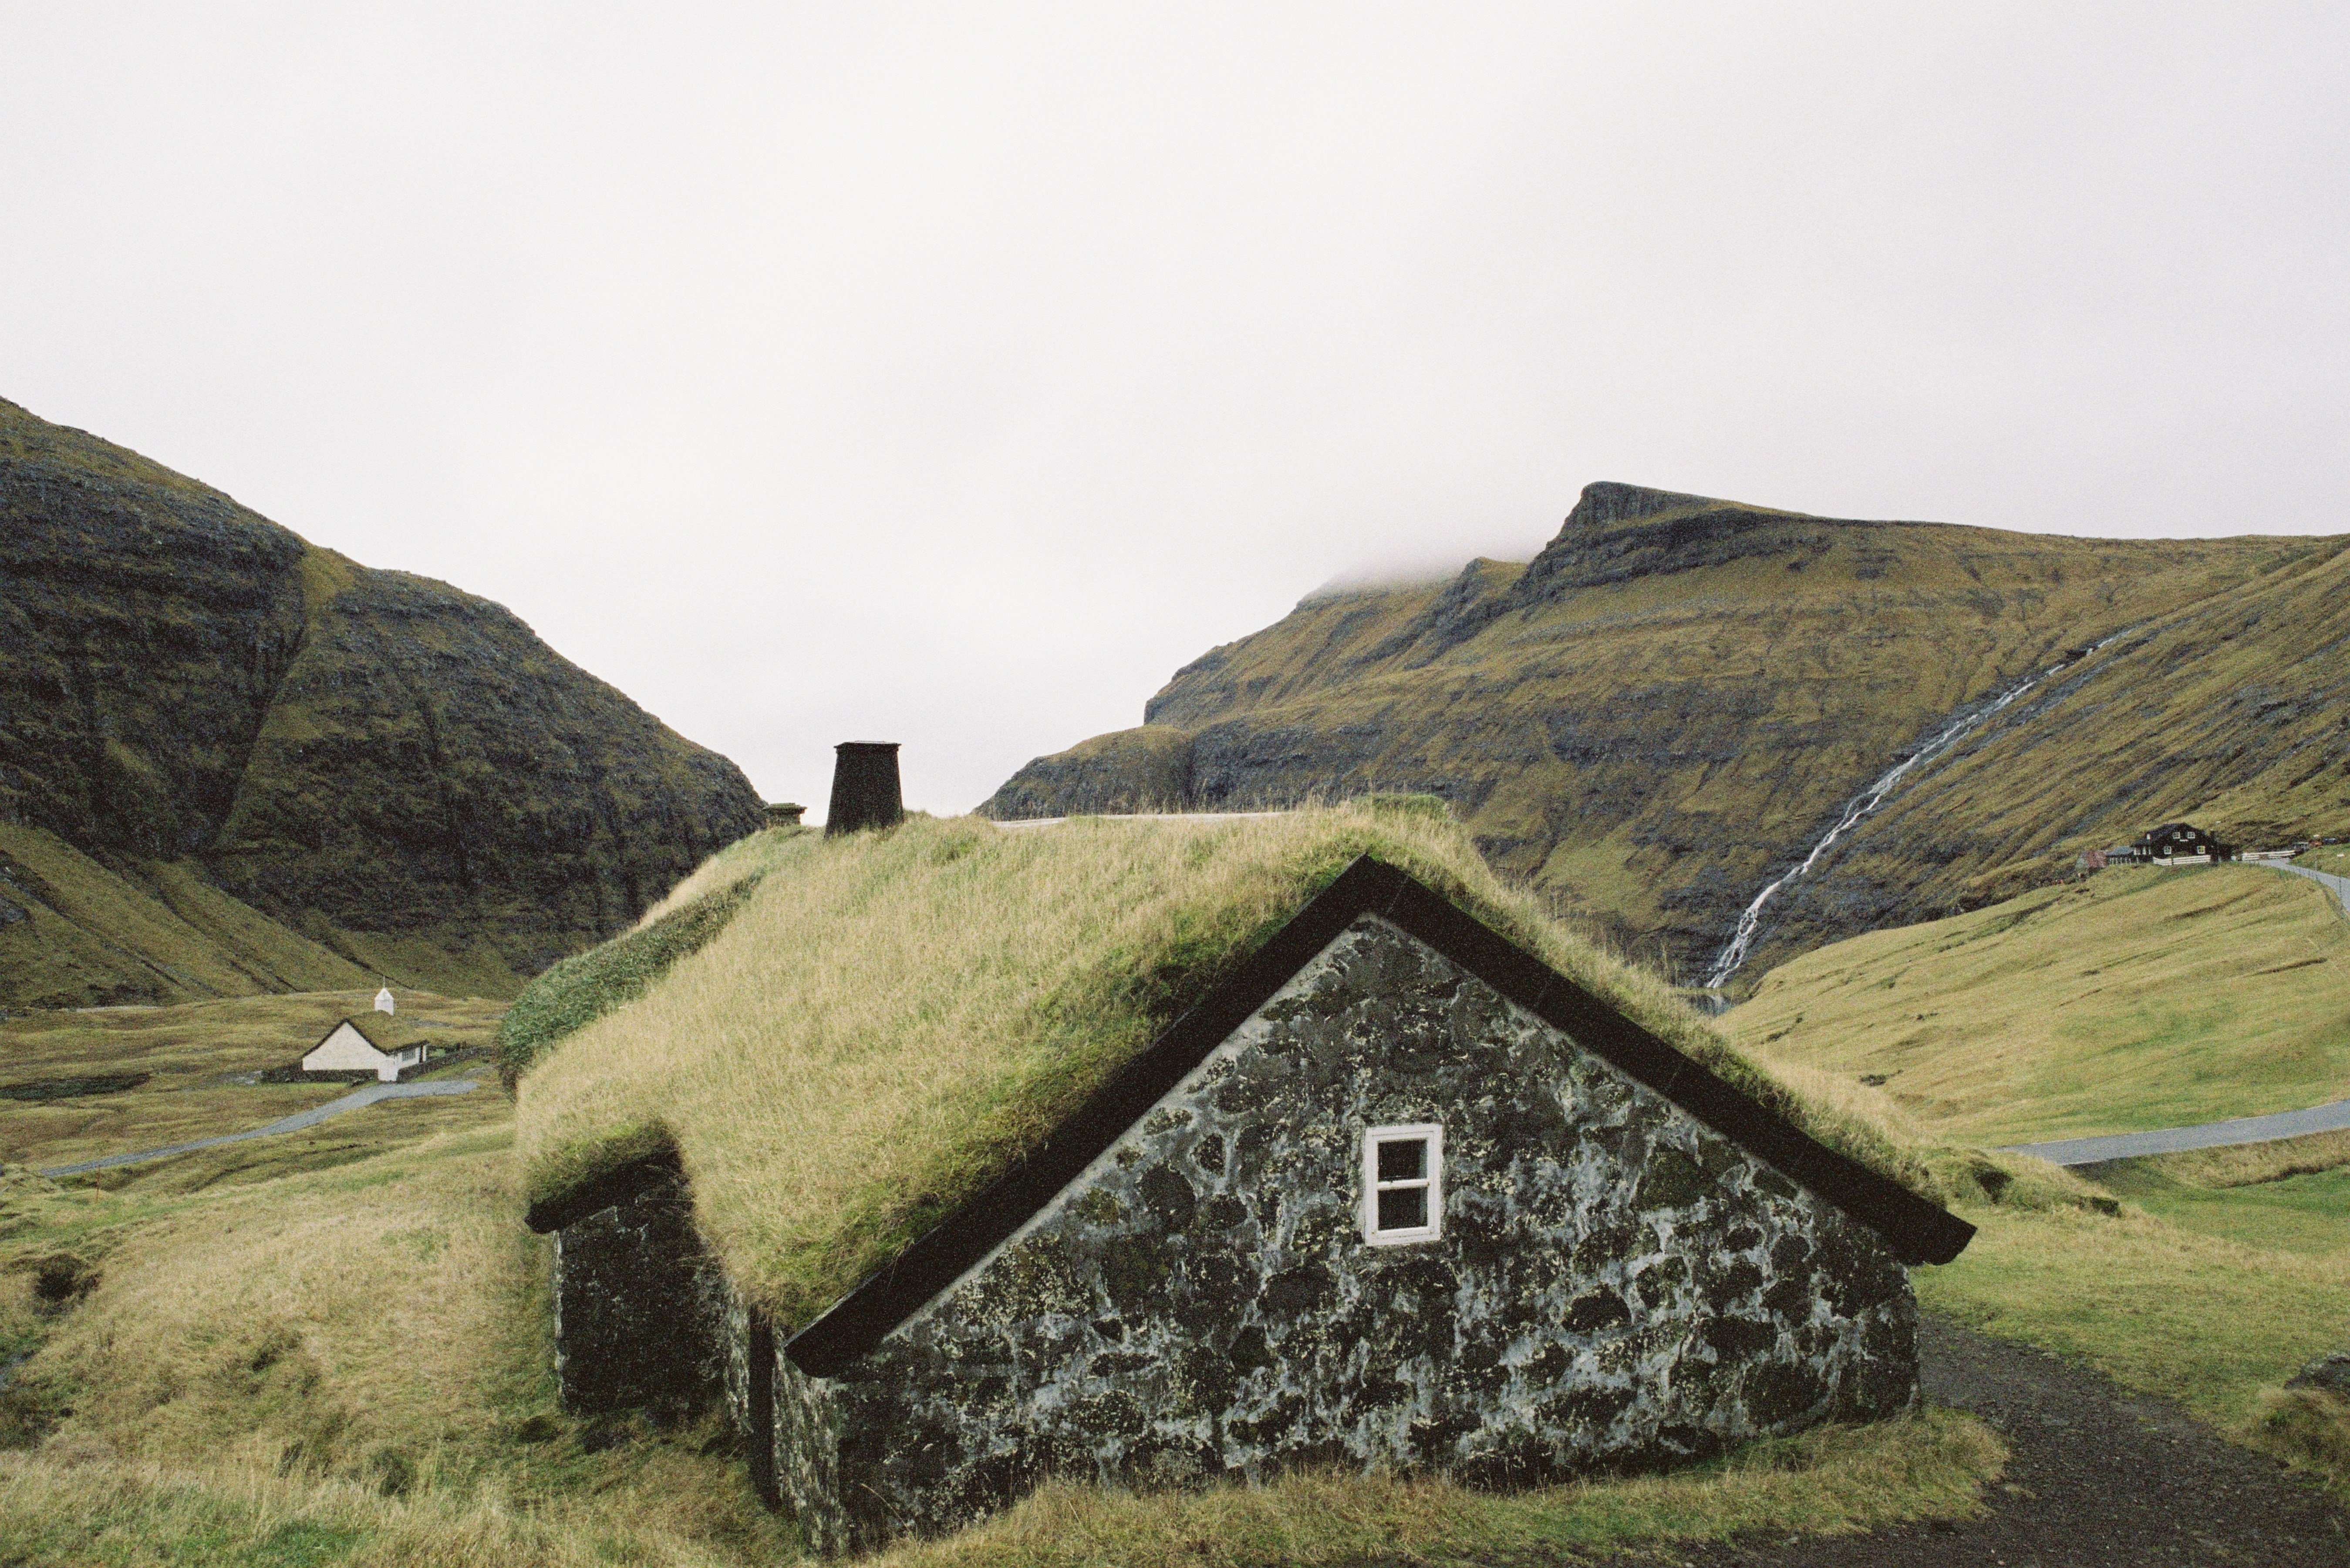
[310,1015,408,1057]
[514,809,1969,1345]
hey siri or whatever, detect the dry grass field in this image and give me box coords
[0,990,506,1175]
[1728,865,2350,1145]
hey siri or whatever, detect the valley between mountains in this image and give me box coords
[6,400,2349,1567]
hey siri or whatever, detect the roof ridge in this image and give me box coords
[767,855,1972,1376]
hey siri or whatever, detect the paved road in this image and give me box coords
[2004,1096,2350,1166]
[39,1077,482,1178]
[2001,858,2349,1168]
[1657,1316,2350,1568]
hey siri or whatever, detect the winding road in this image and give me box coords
[38,1077,482,1178]
[2003,1097,2350,1167]
[1998,858,2350,1167]
[2265,858,2350,915]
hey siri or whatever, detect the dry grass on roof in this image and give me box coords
[516,802,1939,1331]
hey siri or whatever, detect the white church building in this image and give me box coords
[301,1008,425,1082]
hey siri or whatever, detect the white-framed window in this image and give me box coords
[1362,1123,1443,1245]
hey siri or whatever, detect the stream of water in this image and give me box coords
[1700,633,2126,993]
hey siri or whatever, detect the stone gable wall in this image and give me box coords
[551,1171,726,1422]
[772,913,1918,1549]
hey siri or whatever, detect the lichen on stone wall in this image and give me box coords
[776,913,1919,1548]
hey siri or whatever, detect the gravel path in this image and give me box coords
[2005,1097,2350,1166]
[1654,1316,2349,1567]
[38,1077,482,1177]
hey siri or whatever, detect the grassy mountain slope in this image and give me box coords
[0,396,766,1008]
[984,483,2341,985]
[1724,859,2350,1481]
[1726,863,2350,1145]
[1744,541,2350,971]
[0,822,374,1009]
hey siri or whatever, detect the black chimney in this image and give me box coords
[826,743,904,835]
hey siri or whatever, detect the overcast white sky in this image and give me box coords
[4,6,2345,816]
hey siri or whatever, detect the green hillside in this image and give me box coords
[985,483,2347,987]
[0,396,766,1008]
[1725,864,2350,1145]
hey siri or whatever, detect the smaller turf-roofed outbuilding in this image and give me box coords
[515,808,1971,1552]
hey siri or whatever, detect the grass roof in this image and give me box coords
[331,1014,400,1053]
[515,803,1941,1331]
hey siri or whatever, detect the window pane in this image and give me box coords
[1376,1185,1428,1232]
[1376,1137,1426,1183]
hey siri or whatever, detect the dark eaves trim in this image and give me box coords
[782,855,1974,1378]
[523,1146,683,1235]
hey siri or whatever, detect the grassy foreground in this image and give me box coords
[1918,1163,2350,1493]
[0,1094,2006,1566]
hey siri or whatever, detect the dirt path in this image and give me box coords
[1657,1316,2348,1567]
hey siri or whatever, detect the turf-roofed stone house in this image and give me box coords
[516,815,1973,1553]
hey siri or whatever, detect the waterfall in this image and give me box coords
[1700,633,2126,993]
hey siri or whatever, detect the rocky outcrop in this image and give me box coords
[980,725,1196,819]
[0,396,766,1005]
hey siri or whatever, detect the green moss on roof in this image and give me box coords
[331,1013,401,1052]
[496,828,813,1083]
[516,804,1939,1331]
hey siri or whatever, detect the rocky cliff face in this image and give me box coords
[986,483,2347,987]
[0,396,765,1007]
